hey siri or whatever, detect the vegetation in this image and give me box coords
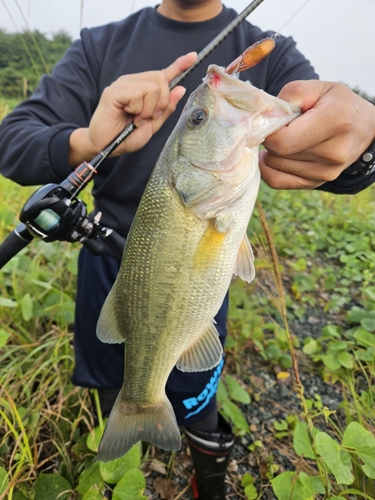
[0,29,72,99]
[1,27,375,500]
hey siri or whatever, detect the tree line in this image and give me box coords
[0,29,72,99]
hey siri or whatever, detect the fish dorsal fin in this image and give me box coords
[96,288,125,344]
[233,234,255,283]
[176,322,223,372]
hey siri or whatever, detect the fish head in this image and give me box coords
[168,65,300,220]
[174,64,300,173]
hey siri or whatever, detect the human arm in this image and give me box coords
[259,80,375,193]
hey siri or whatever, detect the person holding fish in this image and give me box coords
[0,0,374,499]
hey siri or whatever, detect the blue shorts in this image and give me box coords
[72,247,228,425]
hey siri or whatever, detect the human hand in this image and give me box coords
[259,80,375,189]
[68,52,197,167]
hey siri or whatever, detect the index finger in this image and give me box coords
[163,52,198,86]
[264,80,337,155]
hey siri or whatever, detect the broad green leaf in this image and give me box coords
[241,472,254,488]
[337,351,354,369]
[87,424,104,452]
[83,483,108,500]
[34,473,71,500]
[302,338,318,355]
[274,420,288,431]
[315,432,354,485]
[353,328,375,348]
[309,476,325,495]
[346,307,368,324]
[21,293,33,321]
[293,421,315,460]
[221,400,250,434]
[225,375,251,404]
[99,445,140,483]
[217,380,228,403]
[321,325,341,338]
[342,422,375,450]
[271,471,315,500]
[0,329,10,348]
[244,483,258,499]
[321,354,341,371]
[76,463,103,495]
[0,466,8,496]
[361,318,375,333]
[357,447,375,479]
[113,468,146,500]
[0,297,17,308]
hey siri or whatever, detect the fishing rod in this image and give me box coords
[0,0,266,269]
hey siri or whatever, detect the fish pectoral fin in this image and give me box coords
[233,234,255,283]
[96,288,125,344]
[96,391,181,462]
[176,322,223,372]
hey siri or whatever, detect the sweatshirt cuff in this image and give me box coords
[316,170,375,195]
[49,127,77,181]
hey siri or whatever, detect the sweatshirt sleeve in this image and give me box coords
[0,31,101,186]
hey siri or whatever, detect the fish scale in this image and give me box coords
[95,64,300,462]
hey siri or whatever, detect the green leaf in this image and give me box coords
[112,469,146,500]
[217,380,228,403]
[353,328,375,348]
[241,472,254,488]
[0,297,17,308]
[82,483,108,500]
[0,466,8,496]
[21,293,33,321]
[225,375,251,404]
[357,447,375,479]
[315,432,354,485]
[274,420,288,431]
[221,401,249,434]
[293,421,315,460]
[302,338,318,355]
[309,476,325,495]
[361,318,375,333]
[0,329,10,348]
[342,422,375,450]
[337,351,354,369]
[321,354,341,371]
[99,445,140,484]
[244,483,258,499]
[321,325,341,338]
[271,471,315,500]
[34,473,71,500]
[76,463,103,495]
[346,307,368,324]
[87,424,104,452]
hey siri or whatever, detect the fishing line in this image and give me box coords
[271,0,311,40]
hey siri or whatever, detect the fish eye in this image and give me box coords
[187,106,208,128]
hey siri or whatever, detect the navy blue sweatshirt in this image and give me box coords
[2,5,361,239]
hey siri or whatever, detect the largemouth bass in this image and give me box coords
[96,65,300,462]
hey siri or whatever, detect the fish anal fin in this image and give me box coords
[234,234,255,283]
[176,322,223,372]
[96,392,181,462]
[96,288,125,344]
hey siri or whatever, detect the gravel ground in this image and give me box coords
[141,306,346,500]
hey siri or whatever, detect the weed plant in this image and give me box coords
[1,159,375,498]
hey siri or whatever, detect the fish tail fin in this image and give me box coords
[96,391,181,462]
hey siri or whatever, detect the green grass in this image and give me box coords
[1,166,375,498]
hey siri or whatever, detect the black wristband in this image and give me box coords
[345,100,375,176]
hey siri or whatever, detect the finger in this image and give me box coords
[264,80,338,155]
[259,161,323,190]
[150,87,187,134]
[163,52,198,84]
[260,150,342,184]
